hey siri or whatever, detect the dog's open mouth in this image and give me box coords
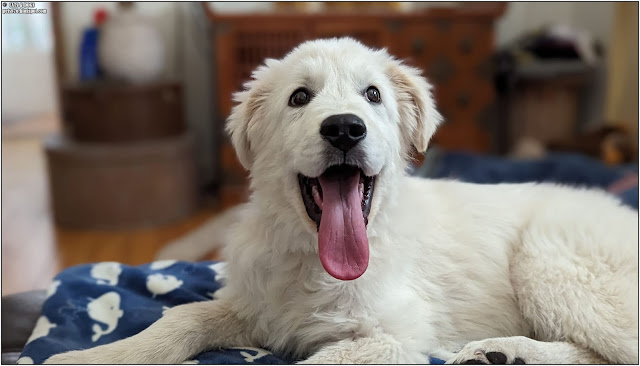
[298,165,375,281]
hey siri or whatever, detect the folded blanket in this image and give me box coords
[414,149,638,210]
[19,260,445,364]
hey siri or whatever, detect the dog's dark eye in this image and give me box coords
[289,88,311,107]
[365,86,381,104]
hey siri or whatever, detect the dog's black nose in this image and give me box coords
[320,114,367,153]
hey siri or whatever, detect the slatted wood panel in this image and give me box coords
[233,30,310,91]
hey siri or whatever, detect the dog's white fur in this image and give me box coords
[46,38,638,364]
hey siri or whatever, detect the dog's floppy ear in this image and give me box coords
[226,61,276,170]
[226,89,258,170]
[386,60,443,153]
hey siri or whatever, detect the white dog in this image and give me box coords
[46,38,638,364]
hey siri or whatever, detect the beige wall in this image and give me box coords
[2,47,59,122]
[605,2,639,138]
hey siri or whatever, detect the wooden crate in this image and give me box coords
[45,134,198,229]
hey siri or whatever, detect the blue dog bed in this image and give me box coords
[414,149,638,210]
[19,260,445,364]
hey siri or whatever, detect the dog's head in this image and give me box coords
[227,38,441,280]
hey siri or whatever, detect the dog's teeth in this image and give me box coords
[312,185,323,210]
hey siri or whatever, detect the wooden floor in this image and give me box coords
[1,116,223,295]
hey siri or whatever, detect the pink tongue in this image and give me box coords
[317,171,369,280]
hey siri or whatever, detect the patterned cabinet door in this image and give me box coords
[391,21,496,153]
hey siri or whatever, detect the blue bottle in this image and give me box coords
[79,27,100,81]
[79,9,107,81]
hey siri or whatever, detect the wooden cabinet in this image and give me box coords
[61,81,185,143]
[205,4,506,200]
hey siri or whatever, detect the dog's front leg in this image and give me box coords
[45,300,253,364]
[299,331,427,364]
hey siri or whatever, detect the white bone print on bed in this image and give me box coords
[90,262,122,286]
[230,347,272,362]
[26,316,56,344]
[16,356,34,364]
[146,273,183,298]
[162,305,171,316]
[46,280,61,299]
[209,262,228,282]
[150,259,177,270]
[208,262,228,298]
[88,292,124,342]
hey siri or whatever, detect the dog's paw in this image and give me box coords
[445,337,533,365]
